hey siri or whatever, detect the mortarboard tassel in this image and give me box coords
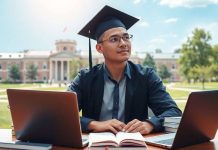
[88,30,92,70]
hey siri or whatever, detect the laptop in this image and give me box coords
[144,90,218,149]
[7,89,89,148]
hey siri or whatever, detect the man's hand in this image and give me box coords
[88,119,126,134]
[123,119,154,135]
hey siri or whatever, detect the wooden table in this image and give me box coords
[0,129,217,150]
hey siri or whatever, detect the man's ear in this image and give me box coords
[96,44,103,53]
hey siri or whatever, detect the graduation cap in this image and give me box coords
[78,5,139,69]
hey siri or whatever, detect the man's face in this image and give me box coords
[96,27,132,64]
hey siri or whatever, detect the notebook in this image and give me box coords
[7,89,89,148]
[144,90,218,149]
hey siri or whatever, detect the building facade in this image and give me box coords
[0,40,181,83]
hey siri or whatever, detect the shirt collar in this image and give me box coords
[103,62,131,81]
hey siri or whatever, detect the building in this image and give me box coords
[0,40,181,83]
[135,52,180,82]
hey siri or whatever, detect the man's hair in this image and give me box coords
[97,32,105,43]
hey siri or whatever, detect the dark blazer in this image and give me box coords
[68,61,182,132]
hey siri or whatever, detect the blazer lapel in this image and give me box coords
[125,75,138,123]
[93,67,104,120]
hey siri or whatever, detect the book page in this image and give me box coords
[116,132,146,146]
[89,132,118,147]
[164,117,181,123]
[0,129,12,142]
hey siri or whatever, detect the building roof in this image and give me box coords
[0,52,24,59]
[0,50,180,60]
[135,52,180,60]
[23,50,52,58]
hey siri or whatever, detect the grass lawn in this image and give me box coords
[0,91,6,95]
[167,89,191,100]
[32,87,66,91]
[0,102,11,129]
[175,101,186,112]
[173,82,218,90]
[0,83,41,89]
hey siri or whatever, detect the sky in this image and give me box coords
[0,0,218,53]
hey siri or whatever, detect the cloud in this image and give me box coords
[150,38,166,44]
[164,18,178,24]
[133,0,142,4]
[207,22,218,31]
[146,38,166,50]
[138,21,150,27]
[159,0,218,8]
[161,33,178,38]
[133,0,148,4]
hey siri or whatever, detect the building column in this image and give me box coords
[67,61,70,81]
[49,60,52,81]
[23,61,26,83]
[61,61,64,81]
[55,61,58,82]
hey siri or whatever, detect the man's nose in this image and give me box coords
[119,38,127,46]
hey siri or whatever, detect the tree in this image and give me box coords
[9,64,20,82]
[210,45,218,81]
[158,64,171,82]
[26,64,38,83]
[69,58,88,80]
[174,48,181,53]
[155,48,162,53]
[192,65,211,89]
[178,28,213,87]
[142,53,157,71]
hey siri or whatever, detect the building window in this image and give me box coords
[63,47,67,51]
[43,76,47,80]
[0,64,2,70]
[0,76,2,81]
[43,64,47,69]
[172,64,176,69]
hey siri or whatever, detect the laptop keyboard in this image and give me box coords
[157,138,174,145]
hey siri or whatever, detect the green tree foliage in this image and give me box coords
[26,64,38,83]
[143,53,157,71]
[210,45,218,81]
[155,48,162,53]
[174,48,181,53]
[179,28,213,87]
[69,58,88,80]
[9,64,20,82]
[192,65,211,89]
[158,64,171,82]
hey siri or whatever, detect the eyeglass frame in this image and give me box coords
[98,33,133,44]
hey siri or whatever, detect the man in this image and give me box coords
[68,5,182,135]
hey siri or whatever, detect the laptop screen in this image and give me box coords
[144,90,218,149]
[7,89,88,148]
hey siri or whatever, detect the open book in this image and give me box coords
[88,132,147,148]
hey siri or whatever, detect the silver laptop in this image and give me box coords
[144,90,218,149]
[7,89,89,148]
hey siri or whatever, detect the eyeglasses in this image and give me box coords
[99,34,133,44]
